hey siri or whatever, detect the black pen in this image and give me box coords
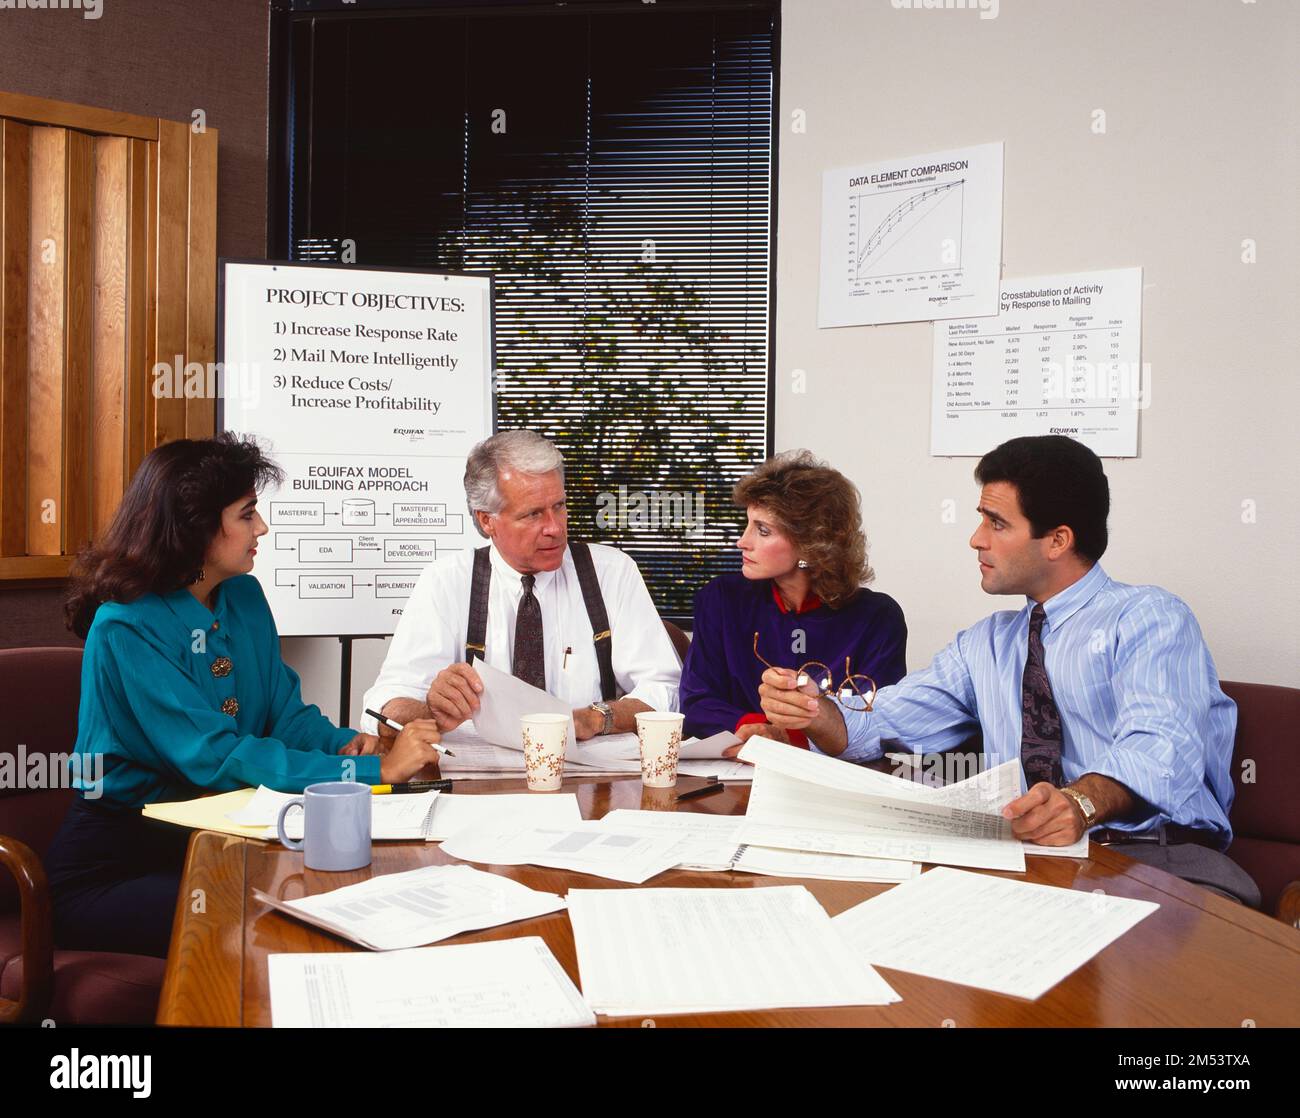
[674,781,725,803]
[364,707,455,757]
[372,779,454,795]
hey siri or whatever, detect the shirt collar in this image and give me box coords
[771,582,823,615]
[162,580,229,631]
[488,540,562,594]
[1028,562,1109,632]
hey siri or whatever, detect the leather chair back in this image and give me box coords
[0,647,82,915]
[1221,680,1300,915]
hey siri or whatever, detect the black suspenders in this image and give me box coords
[463,541,618,701]
[464,546,492,667]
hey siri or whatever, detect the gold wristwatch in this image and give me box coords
[588,701,614,736]
[1061,786,1098,828]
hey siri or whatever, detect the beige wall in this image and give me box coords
[295,0,1299,723]
[773,0,1299,687]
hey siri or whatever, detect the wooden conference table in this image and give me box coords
[157,774,1300,1027]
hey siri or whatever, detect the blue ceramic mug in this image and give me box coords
[275,781,372,871]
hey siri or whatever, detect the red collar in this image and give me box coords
[771,583,822,614]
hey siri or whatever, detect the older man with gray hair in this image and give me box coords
[362,430,681,749]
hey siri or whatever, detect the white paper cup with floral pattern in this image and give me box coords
[521,713,568,791]
[635,711,683,788]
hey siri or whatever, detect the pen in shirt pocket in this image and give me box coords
[562,645,572,671]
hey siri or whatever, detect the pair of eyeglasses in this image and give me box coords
[752,633,877,712]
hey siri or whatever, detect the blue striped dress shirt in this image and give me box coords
[829,563,1237,846]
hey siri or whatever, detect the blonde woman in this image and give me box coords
[680,451,907,755]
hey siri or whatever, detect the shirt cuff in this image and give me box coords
[622,681,680,714]
[352,755,382,785]
[1085,748,1175,822]
[359,685,430,735]
[811,707,884,763]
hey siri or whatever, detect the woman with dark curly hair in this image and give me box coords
[49,433,442,957]
[680,451,907,755]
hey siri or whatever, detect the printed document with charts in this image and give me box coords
[252,864,566,951]
[737,737,1041,871]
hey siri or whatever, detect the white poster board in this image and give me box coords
[219,260,493,636]
[819,142,1004,327]
[931,267,1143,458]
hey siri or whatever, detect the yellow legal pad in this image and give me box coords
[141,786,269,840]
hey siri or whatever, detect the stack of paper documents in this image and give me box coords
[738,738,1033,871]
[832,866,1158,999]
[269,936,594,1027]
[567,885,900,1015]
[251,863,566,950]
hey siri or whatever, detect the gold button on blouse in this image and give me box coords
[210,656,233,677]
[221,697,240,717]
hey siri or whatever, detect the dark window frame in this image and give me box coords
[267,0,780,625]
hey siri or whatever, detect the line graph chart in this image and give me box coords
[849,179,965,286]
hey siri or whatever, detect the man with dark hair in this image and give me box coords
[759,435,1258,907]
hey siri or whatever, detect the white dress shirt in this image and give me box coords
[360,541,681,732]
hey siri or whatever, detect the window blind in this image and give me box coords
[281,2,776,621]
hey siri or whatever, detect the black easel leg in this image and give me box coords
[339,635,353,727]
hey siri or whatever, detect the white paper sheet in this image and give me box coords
[737,741,1026,873]
[732,846,920,883]
[596,808,746,871]
[681,731,743,759]
[251,864,566,951]
[819,142,1004,327]
[832,866,1158,1000]
[1025,833,1092,858]
[268,936,594,1028]
[440,821,684,884]
[470,661,578,756]
[931,267,1143,457]
[567,885,899,1016]
[677,760,754,782]
[423,792,581,841]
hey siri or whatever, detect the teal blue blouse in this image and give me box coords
[72,574,380,806]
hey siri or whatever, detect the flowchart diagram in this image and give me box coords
[267,499,467,601]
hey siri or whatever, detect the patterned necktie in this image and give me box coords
[512,574,546,691]
[1020,603,1064,787]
